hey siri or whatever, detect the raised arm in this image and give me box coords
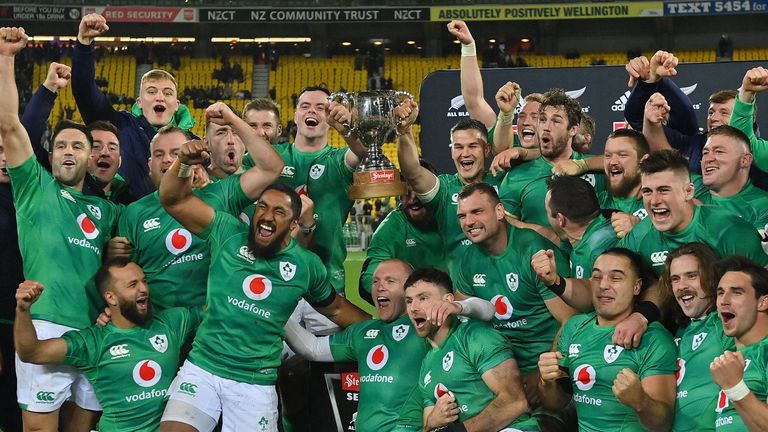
[71,13,117,124]
[326,101,367,169]
[21,62,71,169]
[0,27,33,168]
[282,318,334,362]
[712,350,768,432]
[491,81,521,154]
[159,140,215,235]
[206,102,283,199]
[395,100,438,194]
[531,249,594,312]
[733,67,768,172]
[14,281,68,364]
[448,20,496,129]
[643,92,674,152]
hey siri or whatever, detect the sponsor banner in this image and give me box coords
[430,2,663,21]
[199,7,428,22]
[665,0,768,15]
[81,6,196,23]
[0,5,81,21]
[419,61,768,174]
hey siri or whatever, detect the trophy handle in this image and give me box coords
[328,91,354,137]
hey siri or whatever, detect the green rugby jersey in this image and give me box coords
[597,192,647,220]
[190,211,335,384]
[569,215,618,280]
[329,314,428,432]
[246,143,353,293]
[698,181,768,233]
[360,209,447,298]
[422,172,505,279]
[61,307,200,432]
[714,336,768,431]
[674,312,735,431]
[558,312,677,432]
[455,225,571,373]
[419,318,539,431]
[499,153,606,227]
[619,205,768,276]
[9,156,121,329]
[119,176,251,310]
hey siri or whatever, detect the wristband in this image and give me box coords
[572,158,589,173]
[634,300,661,323]
[461,42,476,57]
[724,380,751,402]
[178,163,193,178]
[547,276,566,296]
[497,110,514,126]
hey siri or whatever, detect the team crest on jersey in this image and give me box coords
[581,174,596,186]
[442,351,454,371]
[309,164,325,180]
[87,204,102,220]
[575,266,584,279]
[60,189,76,203]
[506,273,519,292]
[692,332,708,351]
[392,324,409,341]
[280,261,297,281]
[149,334,168,353]
[633,208,649,219]
[603,344,624,363]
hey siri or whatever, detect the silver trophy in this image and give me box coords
[328,90,412,199]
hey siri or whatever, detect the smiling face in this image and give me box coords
[707,98,734,130]
[457,190,505,247]
[450,128,488,183]
[249,189,297,258]
[294,90,330,142]
[371,260,411,322]
[640,169,694,233]
[537,105,576,160]
[591,253,642,325]
[244,108,281,145]
[51,128,91,190]
[717,271,766,341]
[106,262,152,326]
[670,254,712,319]
[137,77,180,127]
[517,100,540,149]
[701,134,750,193]
[604,136,642,198]
[88,129,121,186]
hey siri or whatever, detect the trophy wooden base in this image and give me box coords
[348,169,407,199]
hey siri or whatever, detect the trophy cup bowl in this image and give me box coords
[328,90,412,199]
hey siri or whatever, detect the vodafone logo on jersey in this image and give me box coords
[242,275,272,301]
[434,383,450,400]
[716,390,730,413]
[295,184,308,196]
[165,228,192,255]
[77,213,99,240]
[366,344,389,371]
[491,295,513,320]
[573,364,596,391]
[676,358,686,386]
[132,360,162,387]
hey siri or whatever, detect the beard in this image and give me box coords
[120,298,152,326]
[248,222,291,259]
[540,135,569,159]
[607,172,641,198]
[401,202,437,232]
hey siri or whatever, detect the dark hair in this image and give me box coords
[404,268,454,294]
[297,85,331,106]
[607,128,650,158]
[87,120,120,138]
[457,182,500,206]
[546,175,600,225]
[659,242,719,327]
[51,120,93,150]
[639,149,690,177]
[243,98,281,125]
[716,256,768,298]
[540,88,582,129]
[450,118,488,143]
[419,158,438,175]
[579,113,595,136]
[95,257,134,295]
[259,182,302,220]
[600,248,655,293]
[707,125,751,150]
[709,89,737,105]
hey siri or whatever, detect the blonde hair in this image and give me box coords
[140,69,178,92]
